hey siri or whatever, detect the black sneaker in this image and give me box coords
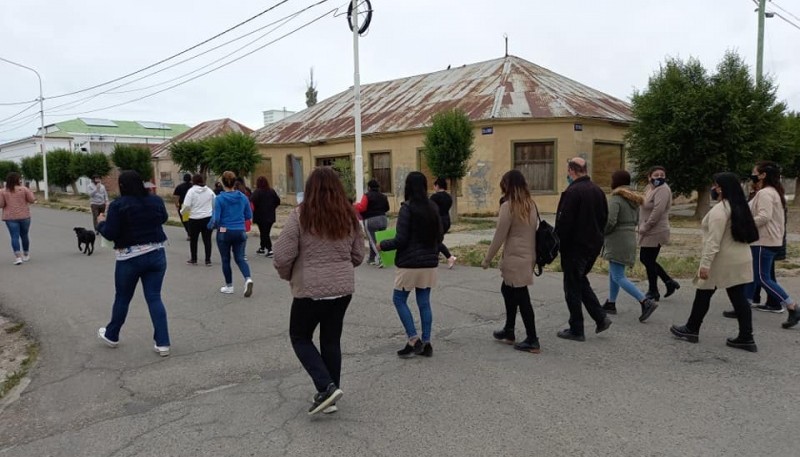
[782,307,800,329]
[513,338,541,353]
[752,304,784,314]
[664,280,681,298]
[266,250,274,258]
[726,336,758,353]
[722,310,738,319]
[670,324,699,343]
[420,342,433,357]
[256,248,266,255]
[602,300,617,315]
[596,317,613,334]
[638,298,658,322]
[397,340,423,358]
[492,328,515,344]
[308,383,343,416]
[646,290,661,302]
[556,329,586,342]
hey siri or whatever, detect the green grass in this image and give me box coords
[0,343,39,399]
[449,218,497,232]
[5,323,23,334]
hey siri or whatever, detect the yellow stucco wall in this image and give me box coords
[257,118,628,214]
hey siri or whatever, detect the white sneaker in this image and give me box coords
[153,345,170,357]
[244,278,254,297]
[21,253,30,262]
[97,327,119,348]
[13,257,22,265]
[220,285,234,294]
[447,256,457,269]
[310,395,338,414]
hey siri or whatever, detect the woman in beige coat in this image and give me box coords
[482,170,539,353]
[670,172,760,352]
[638,166,680,301]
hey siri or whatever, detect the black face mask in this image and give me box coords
[750,174,760,183]
[710,187,720,201]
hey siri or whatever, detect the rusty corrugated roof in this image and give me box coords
[152,118,253,158]
[252,55,633,145]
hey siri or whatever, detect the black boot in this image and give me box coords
[397,339,423,358]
[639,298,658,322]
[602,300,617,315]
[782,307,800,329]
[492,328,515,344]
[726,336,757,352]
[513,337,541,353]
[664,280,681,298]
[646,290,661,302]
[670,324,698,343]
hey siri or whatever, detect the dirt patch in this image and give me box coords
[0,316,36,399]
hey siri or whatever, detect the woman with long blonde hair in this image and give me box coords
[482,170,540,353]
[274,167,364,415]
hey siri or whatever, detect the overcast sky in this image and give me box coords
[1,0,798,143]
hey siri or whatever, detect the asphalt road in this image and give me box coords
[0,206,798,457]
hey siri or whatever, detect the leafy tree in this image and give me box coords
[112,144,153,181]
[0,161,21,182]
[20,155,43,191]
[47,149,81,194]
[306,67,318,107]
[70,152,112,180]
[205,132,261,177]
[422,108,475,222]
[627,52,786,218]
[780,112,800,205]
[169,139,211,177]
[332,157,355,201]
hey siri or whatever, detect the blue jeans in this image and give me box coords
[746,246,792,305]
[5,218,31,254]
[216,230,251,285]
[104,249,170,347]
[393,288,432,342]
[608,261,645,302]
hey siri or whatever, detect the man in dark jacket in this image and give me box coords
[555,157,612,341]
[173,173,192,239]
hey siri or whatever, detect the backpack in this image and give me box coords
[534,204,560,276]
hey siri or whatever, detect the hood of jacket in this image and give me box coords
[612,186,644,206]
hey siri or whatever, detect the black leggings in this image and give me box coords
[187,217,212,263]
[439,217,452,259]
[686,284,753,338]
[500,282,537,340]
[639,245,674,293]
[257,222,273,251]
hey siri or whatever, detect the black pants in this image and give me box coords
[290,295,351,392]
[256,222,273,251]
[187,217,212,263]
[686,285,753,339]
[501,282,537,340]
[91,204,105,231]
[438,217,452,259]
[562,253,606,335]
[639,245,674,293]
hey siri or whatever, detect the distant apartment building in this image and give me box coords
[263,109,296,126]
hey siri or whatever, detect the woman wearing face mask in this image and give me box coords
[670,172,759,352]
[745,161,800,329]
[638,166,680,301]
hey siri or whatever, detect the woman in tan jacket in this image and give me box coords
[744,161,800,329]
[638,166,680,301]
[482,170,540,353]
[670,172,760,352]
[273,167,365,416]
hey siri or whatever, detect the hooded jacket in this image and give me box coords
[602,186,644,267]
[208,190,252,231]
[181,185,215,220]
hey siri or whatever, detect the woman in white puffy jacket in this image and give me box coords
[180,174,216,266]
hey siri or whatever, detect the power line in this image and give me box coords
[0,112,40,134]
[774,12,800,30]
[54,8,336,118]
[46,1,328,115]
[0,102,38,124]
[0,0,294,105]
[771,0,800,22]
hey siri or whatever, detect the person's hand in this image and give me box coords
[376,243,382,252]
[481,259,489,270]
[698,267,709,280]
[97,213,106,224]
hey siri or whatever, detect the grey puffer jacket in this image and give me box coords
[602,186,644,267]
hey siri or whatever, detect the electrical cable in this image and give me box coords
[54,8,336,117]
[771,0,800,22]
[0,102,38,124]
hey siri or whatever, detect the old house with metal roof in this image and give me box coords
[151,118,253,195]
[252,55,633,213]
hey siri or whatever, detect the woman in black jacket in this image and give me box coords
[354,179,389,266]
[251,176,281,257]
[430,177,457,269]
[379,172,443,358]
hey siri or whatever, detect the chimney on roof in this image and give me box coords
[504,33,509,57]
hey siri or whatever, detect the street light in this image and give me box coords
[0,57,49,200]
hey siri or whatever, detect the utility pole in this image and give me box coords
[351,0,364,199]
[0,57,49,200]
[756,0,766,84]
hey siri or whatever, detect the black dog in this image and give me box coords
[74,227,96,256]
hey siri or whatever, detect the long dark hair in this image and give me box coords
[256,176,270,191]
[500,170,533,222]
[299,167,359,240]
[118,170,147,197]
[714,172,759,244]
[5,172,21,192]
[755,161,786,209]
[404,172,439,244]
